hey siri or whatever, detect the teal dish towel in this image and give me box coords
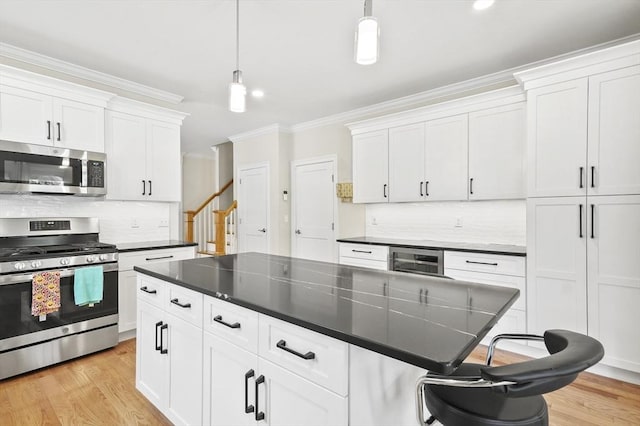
[74,266,104,306]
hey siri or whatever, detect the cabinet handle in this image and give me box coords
[425,181,429,197]
[352,249,372,254]
[419,288,423,303]
[213,315,241,329]
[383,282,387,296]
[383,184,388,198]
[47,120,51,140]
[245,370,255,413]
[591,166,595,189]
[470,178,474,195]
[420,181,424,197]
[579,167,584,189]
[465,260,498,266]
[148,180,152,196]
[579,204,584,238]
[160,323,168,354]
[423,289,428,304]
[590,204,595,239]
[255,375,265,421]
[140,286,157,294]
[155,321,163,351]
[142,180,146,196]
[145,255,174,261]
[56,122,61,141]
[170,298,191,309]
[276,339,316,360]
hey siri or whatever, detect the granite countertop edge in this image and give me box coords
[117,240,198,253]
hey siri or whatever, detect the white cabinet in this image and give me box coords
[338,243,389,270]
[136,275,203,426]
[444,251,527,345]
[0,84,105,152]
[468,102,525,200]
[106,110,182,201]
[388,123,425,202]
[352,130,388,203]
[118,246,196,334]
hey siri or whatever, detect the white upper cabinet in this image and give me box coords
[0,85,52,145]
[388,123,425,202]
[587,66,640,196]
[147,119,182,202]
[424,114,468,201]
[52,97,105,152]
[352,129,389,203]
[469,102,525,200]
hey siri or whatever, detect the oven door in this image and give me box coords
[0,263,118,352]
[390,248,444,276]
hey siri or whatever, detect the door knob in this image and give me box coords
[258,228,266,233]
[295,229,301,234]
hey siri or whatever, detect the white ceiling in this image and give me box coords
[1,0,640,154]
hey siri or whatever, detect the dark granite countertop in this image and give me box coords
[134,253,519,373]
[116,240,198,253]
[337,236,526,256]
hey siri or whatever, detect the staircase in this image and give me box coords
[184,179,237,256]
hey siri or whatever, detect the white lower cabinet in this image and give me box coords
[338,243,389,271]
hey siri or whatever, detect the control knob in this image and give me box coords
[86,255,96,263]
[14,262,26,270]
[31,260,43,269]
[60,258,71,266]
[99,254,109,261]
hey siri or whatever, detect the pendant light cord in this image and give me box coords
[236,0,240,70]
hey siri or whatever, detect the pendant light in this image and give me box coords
[229,0,246,112]
[354,0,379,65]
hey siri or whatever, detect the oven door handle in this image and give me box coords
[0,263,119,286]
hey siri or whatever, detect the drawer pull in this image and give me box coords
[214,315,241,329]
[352,249,372,254]
[155,321,163,351]
[465,260,498,266]
[170,298,191,309]
[145,255,174,261]
[276,339,316,360]
[244,369,255,413]
[160,323,168,354]
[140,286,157,294]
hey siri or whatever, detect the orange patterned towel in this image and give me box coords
[31,271,61,316]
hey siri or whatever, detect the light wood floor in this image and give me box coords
[1,339,639,425]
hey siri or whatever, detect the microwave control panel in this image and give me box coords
[87,161,105,188]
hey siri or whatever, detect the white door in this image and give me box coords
[291,159,336,262]
[388,123,425,202]
[136,300,168,409]
[527,79,588,197]
[587,195,640,373]
[0,85,52,145]
[52,97,105,152]
[238,164,269,254]
[424,114,468,201]
[527,197,588,339]
[352,129,389,203]
[469,103,525,200]
[587,66,640,196]
[147,119,181,202]
[105,111,147,200]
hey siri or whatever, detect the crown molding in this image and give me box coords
[229,124,292,143]
[0,42,184,104]
[108,97,189,125]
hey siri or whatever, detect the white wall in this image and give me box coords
[182,154,216,211]
[0,194,178,244]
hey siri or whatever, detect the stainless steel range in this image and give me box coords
[0,217,118,380]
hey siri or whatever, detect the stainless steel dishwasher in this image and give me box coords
[389,247,444,276]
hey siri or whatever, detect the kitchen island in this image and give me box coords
[134,253,519,426]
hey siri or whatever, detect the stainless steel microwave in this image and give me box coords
[0,140,106,196]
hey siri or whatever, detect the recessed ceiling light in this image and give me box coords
[251,89,265,98]
[473,0,495,11]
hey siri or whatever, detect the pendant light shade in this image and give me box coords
[355,0,379,65]
[229,0,246,113]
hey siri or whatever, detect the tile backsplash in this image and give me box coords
[0,194,178,244]
[366,200,526,246]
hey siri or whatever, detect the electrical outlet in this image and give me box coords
[455,217,463,228]
[131,218,140,229]
[371,217,378,225]
[159,219,169,228]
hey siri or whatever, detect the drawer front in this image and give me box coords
[339,243,388,262]
[481,309,527,345]
[444,269,526,311]
[119,247,196,271]
[203,295,259,354]
[339,256,388,271]
[258,314,348,396]
[165,283,203,327]
[444,251,525,277]
[136,274,166,308]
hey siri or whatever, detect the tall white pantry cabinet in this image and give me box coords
[518,41,640,374]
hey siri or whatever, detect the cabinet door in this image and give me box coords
[166,314,203,426]
[105,111,147,200]
[527,197,587,338]
[588,66,640,196]
[52,97,105,152]
[388,123,424,202]
[527,79,588,197]
[136,300,168,409]
[258,358,348,426]
[0,85,52,145]
[118,270,137,333]
[424,114,468,201]
[203,333,258,426]
[352,130,389,203]
[587,195,640,372]
[147,120,181,202]
[469,103,525,200]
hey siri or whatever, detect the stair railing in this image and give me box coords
[185,179,233,253]
[214,200,238,255]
